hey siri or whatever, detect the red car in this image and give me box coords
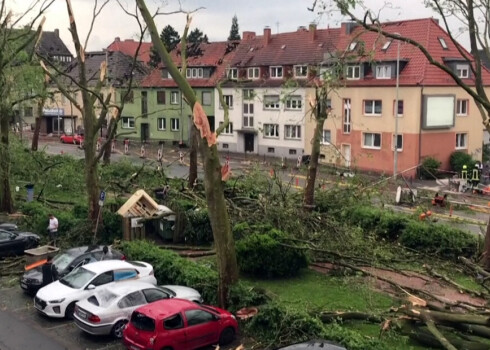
[123,298,238,350]
[60,133,84,145]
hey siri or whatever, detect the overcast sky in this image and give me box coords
[10,0,468,52]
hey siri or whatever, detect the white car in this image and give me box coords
[34,260,156,319]
[74,281,203,338]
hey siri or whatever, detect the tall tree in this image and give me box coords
[323,0,490,268]
[0,1,53,213]
[228,15,241,41]
[136,0,239,307]
[149,25,180,67]
[188,28,208,44]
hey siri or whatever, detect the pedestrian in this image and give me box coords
[47,213,59,247]
[100,245,109,261]
[41,256,58,287]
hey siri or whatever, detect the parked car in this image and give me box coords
[21,245,123,295]
[278,340,347,349]
[0,229,39,258]
[34,260,156,319]
[60,133,84,144]
[123,298,238,350]
[0,222,18,231]
[74,281,203,339]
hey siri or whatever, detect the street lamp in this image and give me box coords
[393,33,401,177]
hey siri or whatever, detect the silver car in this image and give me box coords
[73,281,203,338]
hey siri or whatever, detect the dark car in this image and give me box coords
[0,229,40,258]
[278,340,346,350]
[20,245,124,295]
[0,222,19,231]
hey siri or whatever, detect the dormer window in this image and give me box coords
[227,68,238,80]
[345,65,361,80]
[382,41,392,51]
[456,64,469,78]
[248,67,260,79]
[186,68,203,79]
[439,37,448,50]
[376,65,391,79]
[270,66,283,78]
[294,65,308,78]
[348,41,358,51]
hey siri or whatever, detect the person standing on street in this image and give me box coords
[47,214,59,246]
[41,256,58,287]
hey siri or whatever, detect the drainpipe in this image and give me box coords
[418,85,424,179]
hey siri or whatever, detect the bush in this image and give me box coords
[419,157,441,179]
[236,229,308,278]
[121,240,267,310]
[377,211,410,241]
[345,206,382,232]
[182,208,213,245]
[450,151,476,174]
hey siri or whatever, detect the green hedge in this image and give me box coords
[121,240,267,310]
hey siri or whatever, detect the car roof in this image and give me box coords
[64,245,107,256]
[99,281,156,296]
[135,299,196,319]
[82,260,134,273]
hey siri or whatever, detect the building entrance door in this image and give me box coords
[341,144,351,167]
[141,123,149,142]
[244,133,254,152]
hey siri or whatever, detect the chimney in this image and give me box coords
[341,22,358,35]
[309,23,317,41]
[54,29,59,37]
[264,26,271,46]
[242,31,256,41]
[114,37,120,42]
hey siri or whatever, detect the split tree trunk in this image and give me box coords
[304,117,325,209]
[31,117,41,151]
[188,124,198,188]
[484,216,490,270]
[0,116,13,213]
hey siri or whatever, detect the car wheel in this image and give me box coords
[219,327,235,346]
[60,138,65,143]
[65,302,76,320]
[111,320,127,339]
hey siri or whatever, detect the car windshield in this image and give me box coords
[52,252,75,271]
[59,267,95,289]
[159,287,176,297]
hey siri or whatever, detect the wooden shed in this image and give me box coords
[117,189,168,241]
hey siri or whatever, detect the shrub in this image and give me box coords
[376,211,410,241]
[419,157,441,179]
[236,229,308,278]
[450,151,476,174]
[182,208,213,245]
[345,206,382,232]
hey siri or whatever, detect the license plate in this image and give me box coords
[20,282,27,289]
[130,346,140,350]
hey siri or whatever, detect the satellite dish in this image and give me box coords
[395,186,402,204]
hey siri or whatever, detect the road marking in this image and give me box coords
[44,323,71,330]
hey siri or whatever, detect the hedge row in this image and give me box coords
[344,206,480,259]
[120,240,267,311]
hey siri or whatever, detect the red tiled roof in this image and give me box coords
[107,39,152,64]
[140,41,239,88]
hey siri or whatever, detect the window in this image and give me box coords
[289,149,297,155]
[202,91,212,106]
[186,67,203,79]
[456,64,469,78]
[142,288,169,303]
[243,89,254,100]
[285,96,302,110]
[343,99,351,134]
[157,91,166,104]
[346,65,361,80]
[364,100,382,115]
[131,312,155,332]
[456,99,468,116]
[122,117,135,129]
[122,90,134,103]
[227,68,238,80]
[267,147,275,153]
[222,143,229,149]
[263,124,279,138]
[376,65,391,79]
[270,66,283,78]
[348,41,358,51]
[243,102,254,127]
[382,41,392,51]
[219,121,233,134]
[285,125,301,139]
[185,309,215,326]
[118,291,146,308]
[321,130,331,144]
[363,133,381,149]
[164,314,184,330]
[393,134,403,151]
[24,107,33,117]
[394,100,404,117]
[439,37,448,50]
[294,65,308,77]
[141,91,148,116]
[248,67,260,79]
[171,118,180,131]
[157,118,166,130]
[456,133,467,149]
[91,271,114,286]
[264,95,280,109]
[114,269,138,281]
[170,91,179,105]
[221,95,233,109]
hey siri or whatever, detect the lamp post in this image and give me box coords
[393,33,401,177]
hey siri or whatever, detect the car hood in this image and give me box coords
[23,267,43,281]
[163,285,202,302]
[36,280,79,301]
[17,232,40,240]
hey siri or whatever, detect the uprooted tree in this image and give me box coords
[136,0,239,307]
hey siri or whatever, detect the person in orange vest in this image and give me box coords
[461,164,468,180]
[471,163,480,188]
